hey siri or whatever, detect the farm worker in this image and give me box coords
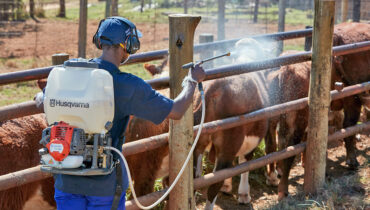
[53,16,205,210]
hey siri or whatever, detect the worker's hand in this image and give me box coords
[190,63,205,83]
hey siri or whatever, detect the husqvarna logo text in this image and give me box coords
[50,99,56,107]
[49,99,89,108]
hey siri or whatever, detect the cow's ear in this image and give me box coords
[37,79,47,90]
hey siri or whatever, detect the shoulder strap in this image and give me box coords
[111,162,123,210]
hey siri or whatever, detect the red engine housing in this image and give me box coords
[46,121,75,162]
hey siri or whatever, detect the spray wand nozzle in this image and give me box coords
[181,52,231,70]
[182,52,231,91]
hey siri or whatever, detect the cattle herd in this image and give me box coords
[0,22,369,210]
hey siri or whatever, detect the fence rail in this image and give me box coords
[122,81,370,156]
[148,41,370,88]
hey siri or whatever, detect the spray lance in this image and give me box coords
[182,51,231,91]
[104,52,230,209]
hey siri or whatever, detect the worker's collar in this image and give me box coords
[92,58,121,74]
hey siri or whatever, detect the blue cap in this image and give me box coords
[97,17,142,46]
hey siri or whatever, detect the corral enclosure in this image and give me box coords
[0,0,369,209]
[0,0,22,21]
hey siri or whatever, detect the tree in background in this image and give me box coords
[184,0,188,13]
[163,0,169,8]
[112,0,118,15]
[140,0,144,12]
[253,0,259,23]
[353,0,361,22]
[29,0,35,18]
[57,0,66,17]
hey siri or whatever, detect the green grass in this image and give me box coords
[284,44,304,51]
[44,0,180,23]
[41,0,313,27]
[120,63,152,80]
[0,82,40,106]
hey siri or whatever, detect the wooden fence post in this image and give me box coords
[253,0,259,23]
[277,0,286,55]
[217,0,225,40]
[78,0,87,58]
[105,0,111,18]
[111,0,118,16]
[184,0,188,14]
[341,0,348,22]
[199,33,214,69]
[352,0,361,22]
[304,0,335,195]
[52,53,69,66]
[168,14,201,210]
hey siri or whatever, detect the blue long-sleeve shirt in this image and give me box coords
[54,58,173,196]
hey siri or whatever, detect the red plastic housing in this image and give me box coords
[46,121,75,162]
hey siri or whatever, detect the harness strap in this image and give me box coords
[111,162,123,210]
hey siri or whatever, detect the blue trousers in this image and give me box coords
[54,189,126,210]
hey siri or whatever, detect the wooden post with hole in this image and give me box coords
[78,0,87,58]
[168,14,201,210]
[304,0,335,195]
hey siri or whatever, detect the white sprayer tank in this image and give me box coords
[44,60,114,134]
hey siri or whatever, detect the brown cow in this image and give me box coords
[273,56,311,200]
[0,115,47,210]
[276,22,369,200]
[124,116,170,197]
[192,67,280,208]
[143,38,281,206]
[331,22,370,169]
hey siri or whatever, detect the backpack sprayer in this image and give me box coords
[39,60,116,176]
[39,53,230,209]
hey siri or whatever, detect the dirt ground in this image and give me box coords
[194,133,370,210]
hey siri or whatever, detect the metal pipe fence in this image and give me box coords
[0,41,368,122]
[0,81,368,191]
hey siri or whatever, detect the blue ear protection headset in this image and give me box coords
[93,17,141,54]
